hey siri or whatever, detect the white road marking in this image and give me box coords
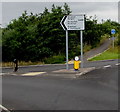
[0,104,11,112]
[0,73,6,76]
[115,63,120,66]
[103,65,111,68]
[21,72,46,76]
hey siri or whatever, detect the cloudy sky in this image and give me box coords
[0,0,119,27]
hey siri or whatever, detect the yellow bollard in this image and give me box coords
[74,60,80,70]
[74,56,81,70]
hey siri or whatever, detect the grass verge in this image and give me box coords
[88,46,120,61]
[1,61,44,67]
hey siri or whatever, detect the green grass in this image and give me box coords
[88,46,120,61]
[1,55,66,67]
[1,61,44,67]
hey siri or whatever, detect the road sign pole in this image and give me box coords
[60,15,85,69]
[113,36,114,49]
[66,30,69,70]
[80,30,83,68]
[113,38,114,49]
[111,29,116,49]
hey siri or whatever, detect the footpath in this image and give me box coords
[68,38,111,64]
[48,67,95,78]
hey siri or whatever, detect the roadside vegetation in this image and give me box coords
[1,3,120,66]
[88,46,120,61]
[88,36,120,61]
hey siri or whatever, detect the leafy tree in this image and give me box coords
[2,3,120,63]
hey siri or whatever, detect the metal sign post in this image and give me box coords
[111,37,115,49]
[113,38,114,49]
[60,14,85,70]
[111,29,116,49]
[80,30,83,68]
[66,30,69,70]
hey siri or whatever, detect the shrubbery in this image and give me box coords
[2,3,120,63]
[44,55,65,64]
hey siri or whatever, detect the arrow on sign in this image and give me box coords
[60,16,67,30]
[60,15,85,31]
[111,29,116,34]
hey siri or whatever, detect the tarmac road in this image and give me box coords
[1,38,119,111]
[2,59,119,74]
[2,63,119,111]
[2,38,113,74]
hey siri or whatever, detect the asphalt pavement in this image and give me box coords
[1,38,119,111]
[2,63,119,111]
[1,38,115,75]
[2,59,119,75]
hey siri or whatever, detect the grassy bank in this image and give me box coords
[88,46,120,61]
[1,61,44,67]
[1,55,65,67]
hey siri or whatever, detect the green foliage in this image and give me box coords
[88,46,120,61]
[2,3,120,63]
[117,26,120,45]
[44,55,65,64]
[83,16,103,48]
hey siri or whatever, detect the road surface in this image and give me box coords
[2,60,119,111]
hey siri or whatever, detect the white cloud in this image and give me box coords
[1,0,120,2]
[1,2,119,27]
[118,2,120,23]
[0,3,2,26]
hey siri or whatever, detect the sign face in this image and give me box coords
[75,56,79,61]
[60,15,85,30]
[111,29,116,34]
[111,37,115,40]
[111,37,116,40]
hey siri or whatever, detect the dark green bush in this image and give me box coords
[44,55,65,64]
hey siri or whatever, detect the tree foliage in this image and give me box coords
[2,3,120,62]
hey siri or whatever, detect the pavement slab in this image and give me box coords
[49,67,96,78]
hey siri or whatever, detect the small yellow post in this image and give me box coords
[74,56,80,70]
[74,61,80,70]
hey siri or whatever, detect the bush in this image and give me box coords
[44,55,65,64]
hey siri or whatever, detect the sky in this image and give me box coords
[0,0,119,27]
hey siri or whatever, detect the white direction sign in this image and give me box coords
[60,15,85,30]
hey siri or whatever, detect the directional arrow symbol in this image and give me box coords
[60,15,85,31]
[60,15,67,30]
[111,29,116,34]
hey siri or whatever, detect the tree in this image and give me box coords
[2,3,120,62]
[63,3,72,15]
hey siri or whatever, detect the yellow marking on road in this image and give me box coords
[21,72,46,76]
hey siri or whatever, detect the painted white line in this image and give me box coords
[104,65,111,68]
[115,63,120,66]
[0,104,11,112]
[21,72,46,76]
[0,73,6,76]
